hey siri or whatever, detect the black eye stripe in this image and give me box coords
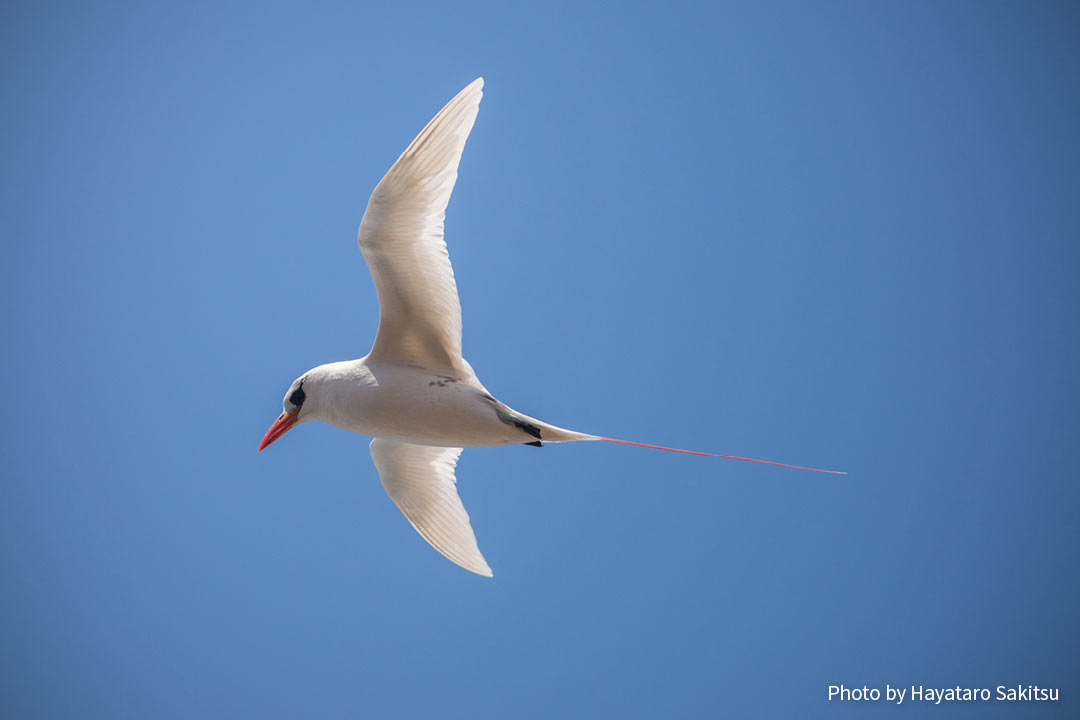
[289,383,306,408]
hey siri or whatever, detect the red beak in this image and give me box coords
[259,410,299,452]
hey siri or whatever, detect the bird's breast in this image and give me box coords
[322,365,524,448]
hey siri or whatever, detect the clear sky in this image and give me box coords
[3,1,1078,718]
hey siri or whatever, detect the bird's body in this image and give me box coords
[297,358,593,448]
[258,77,601,576]
[260,78,842,577]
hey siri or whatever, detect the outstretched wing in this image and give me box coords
[369,437,492,577]
[357,78,484,377]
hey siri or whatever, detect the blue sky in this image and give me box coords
[3,1,1078,717]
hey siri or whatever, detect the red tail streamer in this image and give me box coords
[599,437,846,475]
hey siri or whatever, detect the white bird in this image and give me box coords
[259,78,843,577]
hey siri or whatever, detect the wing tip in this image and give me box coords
[463,556,493,577]
[453,550,492,576]
[459,77,483,104]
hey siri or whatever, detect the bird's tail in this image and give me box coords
[498,402,844,474]
[593,436,846,474]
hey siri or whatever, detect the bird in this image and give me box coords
[259,78,843,577]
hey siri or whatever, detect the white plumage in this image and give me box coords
[260,79,596,576]
[358,78,482,377]
[259,78,844,577]
[371,439,490,577]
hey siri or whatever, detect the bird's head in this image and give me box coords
[258,374,312,451]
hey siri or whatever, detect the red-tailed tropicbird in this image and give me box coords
[259,78,843,577]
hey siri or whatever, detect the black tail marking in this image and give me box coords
[489,397,544,440]
[512,419,542,440]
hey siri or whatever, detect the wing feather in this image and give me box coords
[358,79,484,376]
[370,438,492,577]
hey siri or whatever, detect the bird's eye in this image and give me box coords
[289,385,306,408]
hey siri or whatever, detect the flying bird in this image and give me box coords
[259,78,843,577]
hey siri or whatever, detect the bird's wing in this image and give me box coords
[357,78,484,377]
[369,437,492,577]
